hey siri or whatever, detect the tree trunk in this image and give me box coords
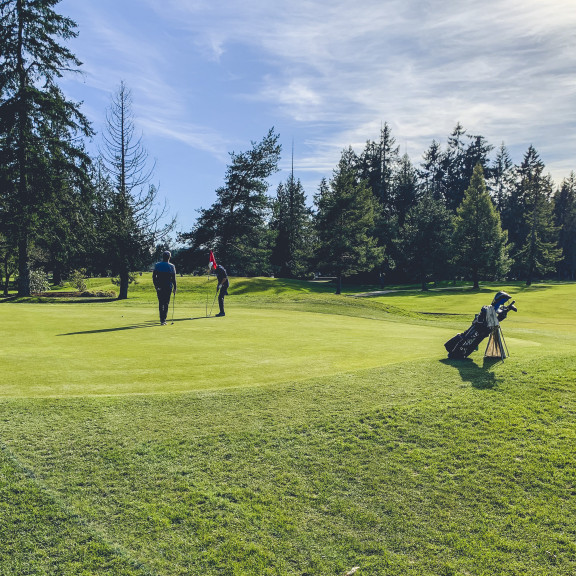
[525,262,534,286]
[472,273,479,290]
[335,273,342,295]
[17,235,30,296]
[53,265,62,286]
[118,269,129,299]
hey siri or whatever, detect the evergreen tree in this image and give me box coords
[183,128,281,275]
[270,171,312,278]
[98,82,172,299]
[442,123,467,209]
[393,153,419,227]
[463,134,493,183]
[357,125,401,283]
[510,146,561,285]
[453,164,510,289]
[358,123,400,214]
[490,143,514,212]
[314,147,383,294]
[419,140,445,201]
[553,172,576,280]
[443,124,493,212]
[399,193,454,290]
[35,121,94,284]
[0,0,92,295]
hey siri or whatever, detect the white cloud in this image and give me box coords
[61,0,576,202]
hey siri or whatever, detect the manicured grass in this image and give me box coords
[1,278,575,575]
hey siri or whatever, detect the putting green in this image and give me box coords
[2,280,570,398]
[2,303,458,398]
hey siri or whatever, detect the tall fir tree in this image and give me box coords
[510,146,561,285]
[270,168,312,278]
[443,125,493,212]
[453,164,509,289]
[393,153,419,227]
[35,120,93,284]
[314,147,383,294]
[463,134,493,184]
[0,0,92,295]
[358,123,400,214]
[182,128,281,275]
[399,192,454,290]
[490,143,514,212]
[419,140,445,201]
[442,123,467,211]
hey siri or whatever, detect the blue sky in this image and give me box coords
[58,0,576,233]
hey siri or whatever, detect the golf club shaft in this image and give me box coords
[209,292,217,316]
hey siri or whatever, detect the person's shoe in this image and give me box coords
[215,312,225,317]
[161,321,167,325]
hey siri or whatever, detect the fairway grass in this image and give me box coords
[1,279,575,575]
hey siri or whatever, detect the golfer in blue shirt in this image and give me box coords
[153,251,177,325]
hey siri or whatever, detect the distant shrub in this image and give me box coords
[29,270,50,293]
[80,290,117,298]
[69,268,88,292]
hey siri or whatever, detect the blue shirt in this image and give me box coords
[153,261,177,290]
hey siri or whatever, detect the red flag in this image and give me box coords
[209,250,217,270]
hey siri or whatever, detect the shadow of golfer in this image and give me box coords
[57,316,212,336]
[440,357,499,389]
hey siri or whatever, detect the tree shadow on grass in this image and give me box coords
[57,316,212,336]
[440,357,502,389]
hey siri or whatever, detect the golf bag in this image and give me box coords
[444,291,517,360]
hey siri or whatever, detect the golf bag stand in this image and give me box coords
[444,291,517,360]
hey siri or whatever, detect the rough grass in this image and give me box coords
[1,278,575,575]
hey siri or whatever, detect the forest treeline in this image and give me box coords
[1,1,575,298]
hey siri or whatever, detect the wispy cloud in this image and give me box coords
[140,0,576,177]
[60,0,576,221]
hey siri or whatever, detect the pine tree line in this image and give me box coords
[180,123,574,289]
[1,1,575,297]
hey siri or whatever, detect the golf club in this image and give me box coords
[208,292,217,317]
[171,292,176,324]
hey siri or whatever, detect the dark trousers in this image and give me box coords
[218,284,228,314]
[157,288,172,322]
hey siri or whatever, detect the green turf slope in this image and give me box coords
[1,279,575,575]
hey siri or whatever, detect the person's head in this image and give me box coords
[162,250,171,262]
